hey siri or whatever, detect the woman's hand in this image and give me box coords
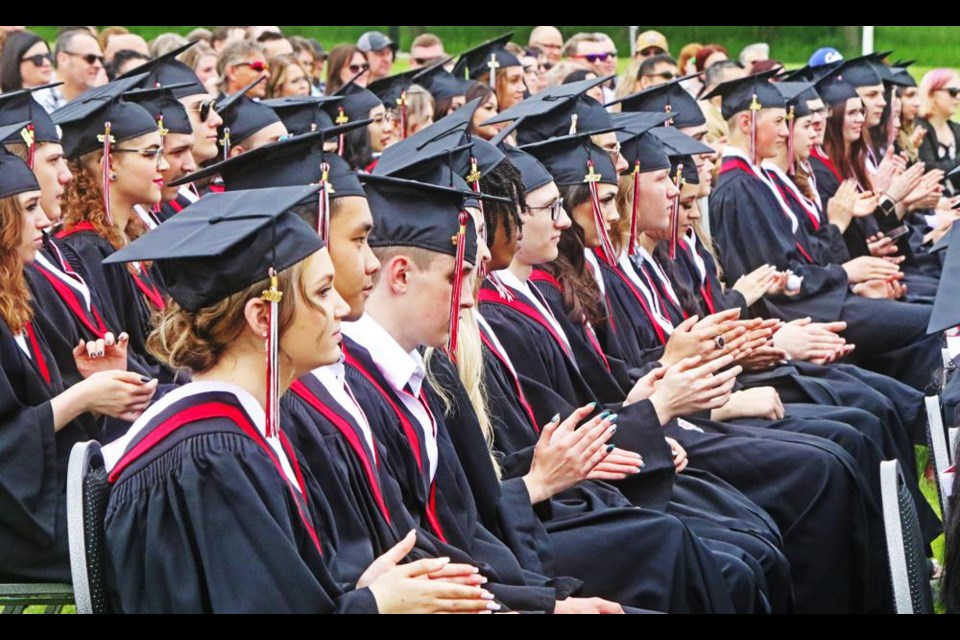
[884,161,925,205]
[555,597,625,614]
[826,180,857,230]
[363,532,498,614]
[73,332,130,378]
[904,169,945,212]
[865,233,903,262]
[852,278,906,300]
[648,355,742,424]
[79,371,158,420]
[910,125,927,149]
[586,447,644,481]
[711,387,785,422]
[664,437,688,473]
[523,404,618,503]
[732,264,779,306]
[660,310,744,367]
[772,317,848,362]
[842,255,902,284]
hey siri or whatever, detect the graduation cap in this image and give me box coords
[413,57,472,101]
[361,173,478,354]
[702,70,785,164]
[53,73,159,226]
[326,79,382,125]
[119,41,207,99]
[368,69,420,107]
[0,122,40,199]
[106,184,324,438]
[822,53,886,89]
[888,63,917,89]
[489,122,554,193]
[815,73,860,108]
[521,132,620,263]
[261,95,341,136]
[774,82,822,175]
[649,121,714,157]
[607,78,707,129]
[670,154,700,186]
[927,227,960,334]
[0,83,63,168]
[483,75,611,126]
[452,33,521,88]
[123,84,194,138]
[215,77,282,158]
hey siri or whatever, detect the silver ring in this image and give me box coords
[714,336,726,351]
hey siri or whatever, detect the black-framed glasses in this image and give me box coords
[189,99,217,123]
[349,62,371,74]
[64,51,103,66]
[524,198,565,221]
[21,52,52,66]
[938,87,960,98]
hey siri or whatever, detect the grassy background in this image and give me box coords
[26,26,960,68]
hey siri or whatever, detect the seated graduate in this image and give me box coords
[52,75,177,384]
[212,77,289,161]
[0,139,156,583]
[102,185,496,614]
[453,34,527,113]
[412,57,472,121]
[368,70,435,141]
[372,111,760,613]
[324,78,394,171]
[706,71,943,392]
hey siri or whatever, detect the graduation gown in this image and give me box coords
[710,152,942,392]
[0,319,98,582]
[56,224,175,384]
[495,269,891,613]
[103,382,378,614]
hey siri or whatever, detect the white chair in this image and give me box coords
[925,396,953,526]
[881,460,934,614]
[66,441,113,614]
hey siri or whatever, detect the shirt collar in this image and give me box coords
[342,313,425,396]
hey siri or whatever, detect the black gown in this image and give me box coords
[710,153,941,392]
[0,318,98,582]
[481,273,892,613]
[103,383,378,614]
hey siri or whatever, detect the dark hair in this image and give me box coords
[433,95,455,121]
[1,31,45,92]
[652,242,703,318]
[872,85,898,157]
[638,53,677,79]
[543,183,606,327]
[465,80,493,105]
[562,68,594,85]
[342,125,374,171]
[823,99,871,189]
[325,44,362,95]
[478,158,525,245]
[106,49,150,80]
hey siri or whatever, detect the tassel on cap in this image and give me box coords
[316,161,332,243]
[786,105,796,176]
[585,159,616,265]
[487,54,500,89]
[220,126,231,161]
[261,267,283,439]
[21,124,36,170]
[749,93,761,165]
[628,161,641,257]
[98,122,115,226]
[669,163,684,259]
[336,107,349,155]
[397,90,408,140]
[447,209,470,358]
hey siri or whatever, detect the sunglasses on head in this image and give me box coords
[64,51,103,66]
[21,52,52,67]
[939,87,960,98]
[574,52,617,63]
[349,62,371,74]
[236,60,268,73]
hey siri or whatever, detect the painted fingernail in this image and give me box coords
[487,602,501,611]
[598,411,610,420]
[606,444,616,453]
[550,414,560,423]
[97,351,104,357]
[481,590,495,600]
[140,376,152,383]
[478,576,488,584]
[608,425,617,436]
[607,413,619,423]
[587,401,597,409]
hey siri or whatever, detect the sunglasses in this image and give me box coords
[21,52,52,67]
[349,62,371,74]
[235,60,268,73]
[64,51,103,66]
[644,71,676,81]
[573,52,617,63]
[939,88,960,98]
[638,47,665,57]
[190,99,217,122]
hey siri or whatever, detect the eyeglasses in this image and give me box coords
[809,107,829,118]
[638,47,665,57]
[112,145,165,168]
[573,52,617,63]
[603,143,623,165]
[20,52,52,67]
[348,62,371,74]
[235,60,268,73]
[644,71,676,81]
[189,99,217,123]
[524,198,565,221]
[372,111,397,125]
[938,88,960,98]
[64,51,103,66]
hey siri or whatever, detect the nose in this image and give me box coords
[333,288,351,320]
[182,151,197,174]
[557,206,573,230]
[459,275,476,310]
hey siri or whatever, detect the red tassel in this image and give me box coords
[99,122,114,226]
[447,211,470,359]
[669,163,683,259]
[585,160,616,265]
[749,93,761,166]
[262,268,282,439]
[398,90,408,140]
[628,161,641,257]
[21,124,36,170]
[317,162,331,243]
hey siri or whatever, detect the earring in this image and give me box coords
[109,172,118,182]
[262,331,268,338]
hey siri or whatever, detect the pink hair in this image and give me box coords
[919,68,959,118]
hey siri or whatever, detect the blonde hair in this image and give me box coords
[613,59,642,101]
[266,54,310,99]
[178,39,216,74]
[403,84,434,132]
[148,256,312,373]
[0,195,34,334]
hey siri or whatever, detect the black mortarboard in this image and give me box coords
[453,33,522,82]
[888,64,917,89]
[613,113,672,174]
[123,84,193,135]
[361,173,477,260]
[775,82,822,118]
[413,58,472,101]
[670,154,700,186]
[368,69,420,108]
[483,76,611,126]
[119,41,207,99]
[104,185,324,312]
[702,70,786,120]
[815,73,860,108]
[927,228,960,334]
[0,83,62,145]
[53,73,158,159]
[648,120,713,156]
[326,79,382,125]
[261,96,340,135]
[490,121,554,192]
[0,122,40,198]
[607,79,707,128]
[373,99,480,178]
[216,78,282,149]
[825,54,885,88]
[169,126,366,196]
[520,133,618,187]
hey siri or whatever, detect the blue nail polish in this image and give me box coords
[598,410,611,420]
[606,444,616,453]
[607,413,619,423]
[588,401,598,409]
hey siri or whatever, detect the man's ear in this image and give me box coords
[384,254,411,295]
[228,144,245,158]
